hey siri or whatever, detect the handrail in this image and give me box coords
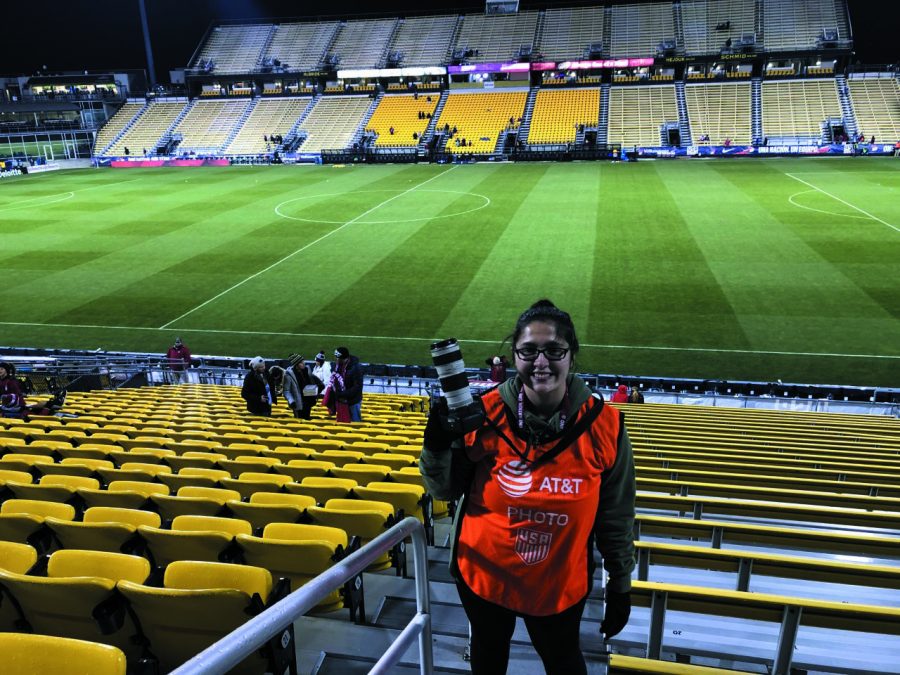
[170,516,433,675]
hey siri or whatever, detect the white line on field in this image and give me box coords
[1,321,897,360]
[0,178,140,214]
[785,173,900,233]
[158,166,458,330]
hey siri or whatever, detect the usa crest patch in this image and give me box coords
[514,528,552,565]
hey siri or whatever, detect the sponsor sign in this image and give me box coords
[515,528,552,565]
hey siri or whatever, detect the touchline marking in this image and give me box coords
[159,166,458,329]
[785,173,900,233]
[2,321,896,360]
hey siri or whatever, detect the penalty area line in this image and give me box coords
[1,321,897,360]
[784,173,899,233]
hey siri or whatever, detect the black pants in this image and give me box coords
[456,578,588,675]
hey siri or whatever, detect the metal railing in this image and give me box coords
[170,516,433,675]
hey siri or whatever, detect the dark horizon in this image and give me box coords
[3,0,897,83]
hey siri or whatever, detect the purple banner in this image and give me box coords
[110,158,232,167]
[448,62,530,74]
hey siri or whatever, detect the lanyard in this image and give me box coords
[517,385,569,433]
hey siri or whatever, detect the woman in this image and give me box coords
[419,300,635,674]
[611,384,629,403]
[241,356,276,416]
[283,354,318,420]
[0,362,25,418]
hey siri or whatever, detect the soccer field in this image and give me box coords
[1,158,898,387]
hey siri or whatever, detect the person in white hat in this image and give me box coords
[311,351,331,393]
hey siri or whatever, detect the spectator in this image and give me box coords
[241,356,276,416]
[282,353,318,419]
[870,135,875,145]
[311,351,331,393]
[165,337,192,384]
[611,384,629,402]
[419,299,635,674]
[486,355,509,383]
[331,346,363,422]
[628,387,644,404]
[0,361,25,418]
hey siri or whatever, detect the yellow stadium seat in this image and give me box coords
[273,459,335,482]
[307,498,395,571]
[286,477,357,505]
[118,560,286,675]
[237,522,349,612]
[150,486,240,522]
[47,506,161,554]
[138,514,251,566]
[0,632,127,675]
[0,540,37,573]
[219,472,292,500]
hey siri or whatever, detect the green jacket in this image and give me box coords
[419,373,636,593]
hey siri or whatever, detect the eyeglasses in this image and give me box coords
[514,346,570,362]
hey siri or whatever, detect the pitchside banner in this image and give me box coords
[635,144,897,158]
[104,158,232,167]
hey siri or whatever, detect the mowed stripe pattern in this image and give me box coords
[0,160,897,386]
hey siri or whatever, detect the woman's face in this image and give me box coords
[514,320,572,399]
[0,366,7,379]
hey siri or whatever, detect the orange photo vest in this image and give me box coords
[457,389,621,616]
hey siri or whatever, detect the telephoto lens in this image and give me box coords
[430,338,485,434]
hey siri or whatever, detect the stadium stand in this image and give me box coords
[685,82,752,145]
[762,0,850,52]
[527,88,601,144]
[761,79,842,141]
[328,18,398,69]
[172,99,252,154]
[192,24,272,73]
[681,0,755,56]
[263,21,340,72]
[92,102,144,156]
[452,11,539,63]
[537,6,606,62]
[296,96,373,153]
[848,78,900,142]
[607,84,678,147]
[366,94,438,146]
[608,2,676,58]
[437,91,528,154]
[103,102,185,157]
[224,97,310,155]
[385,15,458,67]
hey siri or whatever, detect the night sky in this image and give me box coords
[4,0,897,82]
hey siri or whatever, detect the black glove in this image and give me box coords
[600,590,631,640]
[423,398,462,453]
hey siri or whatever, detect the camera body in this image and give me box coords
[430,338,486,435]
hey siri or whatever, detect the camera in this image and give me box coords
[430,338,485,434]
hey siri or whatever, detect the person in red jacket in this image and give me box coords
[165,337,192,384]
[0,362,25,418]
[611,384,629,402]
[420,299,636,674]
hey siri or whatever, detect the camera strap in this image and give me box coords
[484,395,605,470]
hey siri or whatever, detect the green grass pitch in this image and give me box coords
[1,159,897,387]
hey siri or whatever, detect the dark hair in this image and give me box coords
[0,362,14,376]
[506,299,579,358]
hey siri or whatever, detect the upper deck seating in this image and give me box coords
[685,82,752,145]
[848,78,900,143]
[264,21,339,71]
[607,85,678,147]
[192,24,271,73]
[453,11,539,63]
[437,91,527,154]
[297,96,372,153]
[681,0,755,56]
[387,15,458,67]
[328,18,398,68]
[762,0,849,52]
[538,6,605,61]
[608,3,676,58]
[527,88,600,144]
